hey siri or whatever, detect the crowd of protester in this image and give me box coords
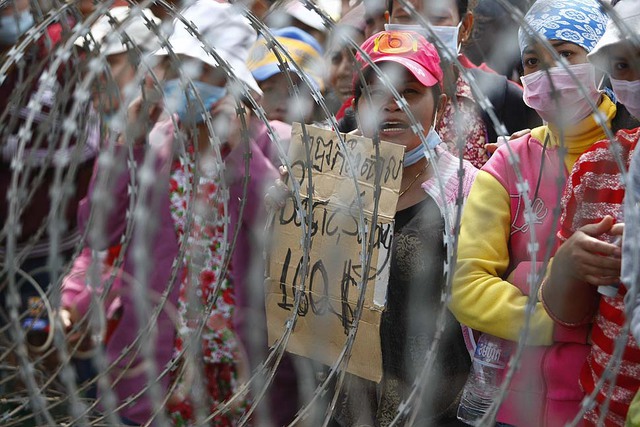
[2,0,640,425]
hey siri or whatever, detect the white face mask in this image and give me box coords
[520,63,601,126]
[0,10,34,46]
[384,22,461,59]
[430,23,462,59]
[403,126,443,166]
[611,78,640,120]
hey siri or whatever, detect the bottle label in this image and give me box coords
[474,337,508,369]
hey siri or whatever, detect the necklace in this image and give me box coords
[399,163,429,197]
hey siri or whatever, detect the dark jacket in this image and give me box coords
[467,68,541,143]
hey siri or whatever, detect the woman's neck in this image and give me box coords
[397,157,432,212]
[533,94,616,172]
[546,94,605,142]
[401,158,428,184]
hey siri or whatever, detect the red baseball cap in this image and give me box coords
[356,30,443,88]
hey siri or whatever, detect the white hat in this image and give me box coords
[74,7,161,56]
[285,1,326,32]
[588,0,640,70]
[154,1,261,95]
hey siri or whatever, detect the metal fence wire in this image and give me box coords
[1,0,640,426]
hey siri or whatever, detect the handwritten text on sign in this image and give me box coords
[265,124,403,382]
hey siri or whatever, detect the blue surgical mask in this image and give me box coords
[102,112,115,127]
[384,22,461,59]
[163,79,227,124]
[403,126,442,166]
[0,10,34,46]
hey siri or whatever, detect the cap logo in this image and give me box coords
[373,32,418,54]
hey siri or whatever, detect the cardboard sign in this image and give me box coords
[265,123,403,382]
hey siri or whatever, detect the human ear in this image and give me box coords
[459,12,474,46]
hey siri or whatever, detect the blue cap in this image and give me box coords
[247,27,325,90]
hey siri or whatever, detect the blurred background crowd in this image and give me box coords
[2,0,640,426]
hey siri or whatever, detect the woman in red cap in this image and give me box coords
[332,29,477,426]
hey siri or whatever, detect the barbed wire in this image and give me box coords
[1,0,640,426]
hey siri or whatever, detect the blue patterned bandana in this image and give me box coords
[518,0,608,54]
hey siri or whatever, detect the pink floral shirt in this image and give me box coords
[169,146,238,363]
[436,73,489,169]
[168,146,246,426]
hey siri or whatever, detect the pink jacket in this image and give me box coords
[224,120,279,347]
[483,133,590,427]
[63,119,182,424]
[61,117,277,424]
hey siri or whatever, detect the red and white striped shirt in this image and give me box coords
[559,127,640,426]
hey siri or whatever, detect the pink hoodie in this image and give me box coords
[483,133,590,427]
[61,117,278,424]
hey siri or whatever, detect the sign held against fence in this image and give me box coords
[265,123,403,382]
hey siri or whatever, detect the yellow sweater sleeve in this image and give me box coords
[449,170,554,346]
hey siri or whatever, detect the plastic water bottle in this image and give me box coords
[457,334,511,425]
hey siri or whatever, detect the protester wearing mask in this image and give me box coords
[155,2,280,425]
[71,1,276,424]
[0,0,34,52]
[449,0,614,425]
[59,1,162,397]
[539,0,640,424]
[328,30,477,427]
[73,4,162,121]
[247,26,326,427]
[386,0,541,168]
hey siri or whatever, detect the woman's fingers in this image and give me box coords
[59,309,72,330]
[485,141,502,154]
[576,248,621,268]
[580,215,615,235]
[575,233,621,262]
[558,226,623,284]
[264,178,291,210]
[211,95,250,151]
[610,222,624,238]
[576,233,622,257]
[572,261,618,281]
[510,128,531,140]
[279,165,289,180]
[120,77,164,146]
[585,275,620,287]
[580,262,621,280]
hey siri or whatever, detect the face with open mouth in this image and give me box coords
[356,64,439,152]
